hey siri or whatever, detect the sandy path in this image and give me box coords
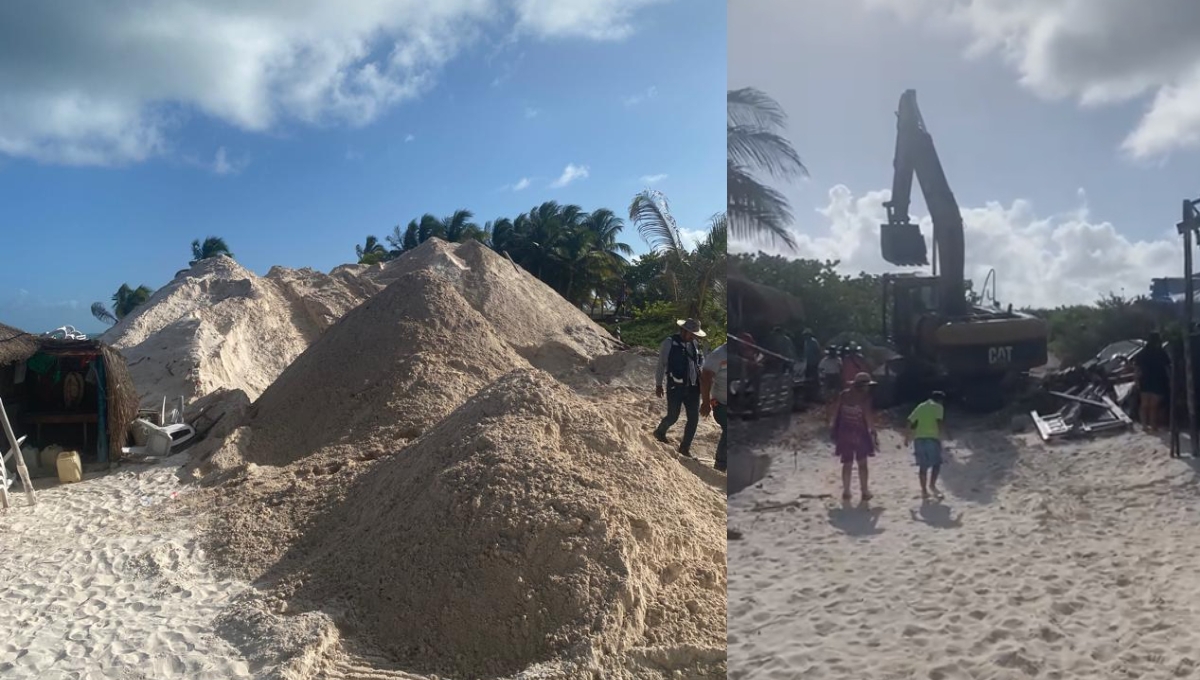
[0,455,253,679]
[729,415,1200,680]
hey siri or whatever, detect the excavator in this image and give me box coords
[877,89,1048,410]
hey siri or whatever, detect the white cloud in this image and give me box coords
[0,0,664,166]
[861,0,1200,159]
[734,185,1179,308]
[678,228,706,249]
[184,146,247,175]
[404,133,416,143]
[550,163,589,188]
[211,146,247,175]
[345,148,364,161]
[524,106,540,118]
[640,173,667,184]
[512,177,531,190]
[623,85,659,107]
[512,0,669,41]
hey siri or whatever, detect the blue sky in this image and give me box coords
[730,0,1197,308]
[0,0,725,334]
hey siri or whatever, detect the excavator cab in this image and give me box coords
[882,274,938,358]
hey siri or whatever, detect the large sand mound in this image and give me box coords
[234,370,726,678]
[102,256,371,406]
[236,239,620,468]
[185,239,723,677]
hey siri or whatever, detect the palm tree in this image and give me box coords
[441,209,485,243]
[389,220,421,254]
[629,189,727,318]
[91,283,155,325]
[515,201,582,281]
[356,235,387,264]
[417,213,444,243]
[727,87,805,249]
[553,227,604,305]
[190,236,234,265]
[384,224,407,258]
[485,217,517,254]
[581,208,634,266]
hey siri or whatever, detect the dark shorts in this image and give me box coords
[913,438,942,469]
[1141,383,1167,398]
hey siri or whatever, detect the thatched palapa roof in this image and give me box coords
[0,322,41,366]
[0,322,138,460]
[728,264,805,331]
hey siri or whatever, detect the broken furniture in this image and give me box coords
[1030,386,1134,442]
[121,419,196,459]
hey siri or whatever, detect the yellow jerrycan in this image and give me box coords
[56,450,82,484]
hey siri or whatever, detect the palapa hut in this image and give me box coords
[728,263,805,336]
[0,322,137,468]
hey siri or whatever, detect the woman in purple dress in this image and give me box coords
[828,372,879,501]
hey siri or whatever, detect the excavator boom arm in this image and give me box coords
[881,89,967,317]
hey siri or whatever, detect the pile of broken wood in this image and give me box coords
[1030,340,1142,442]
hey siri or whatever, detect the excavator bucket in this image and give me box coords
[880,222,928,266]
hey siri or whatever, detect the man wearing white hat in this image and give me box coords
[654,318,706,458]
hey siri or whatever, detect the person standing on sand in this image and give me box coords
[905,390,947,500]
[801,329,821,400]
[700,342,728,472]
[1135,332,1170,432]
[829,371,879,501]
[840,343,870,389]
[654,318,706,458]
[819,345,842,400]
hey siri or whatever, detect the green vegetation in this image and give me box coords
[91,283,155,326]
[190,236,234,265]
[1032,295,1175,365]
[734,252,1173,366]
[602,300,728,352]
[355,194,728,350]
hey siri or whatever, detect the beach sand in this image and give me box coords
[728,413,1200,679]
[0,454,254,679]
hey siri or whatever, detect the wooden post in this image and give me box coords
[0,441,9,510]
[1179,200,1200,457]
[1171,338,1181,458]
[0,396,35,507]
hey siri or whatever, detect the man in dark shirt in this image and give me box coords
[1135,332,1170,432]
[654,318,706,457]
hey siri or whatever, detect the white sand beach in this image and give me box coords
[728,413,1200,679]
[0,453,254,679]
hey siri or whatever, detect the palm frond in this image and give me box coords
[629,190,686,254]
[91,302,117,325]
[727,87,790,130]
[727,124,806,179]
[727,161,797,249]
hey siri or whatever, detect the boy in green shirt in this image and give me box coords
[905,391,947,500]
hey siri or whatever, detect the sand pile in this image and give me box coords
[102,256,372,407]
[232,239,621,468]
[231,370,726,678]
[185,239,723,677]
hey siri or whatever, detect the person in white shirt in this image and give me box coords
[700,343,728,472]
